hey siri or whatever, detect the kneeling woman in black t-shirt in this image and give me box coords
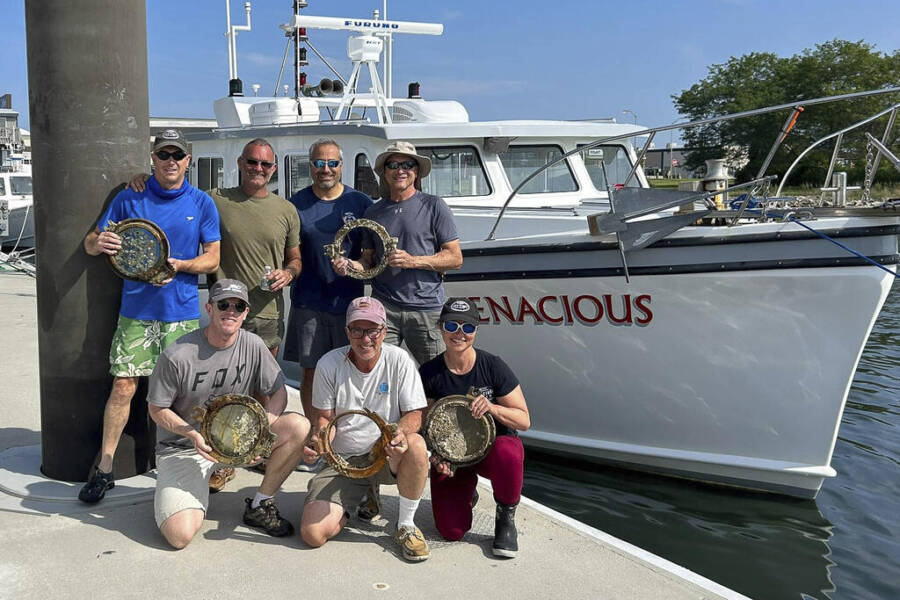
[418,297,530,558]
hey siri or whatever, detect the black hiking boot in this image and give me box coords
[242,497,294,537]
[78,469,115,504]
[492,501,518,558]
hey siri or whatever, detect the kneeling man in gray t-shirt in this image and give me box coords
[147,279,311,549]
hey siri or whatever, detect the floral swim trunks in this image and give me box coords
[108,315,199,377]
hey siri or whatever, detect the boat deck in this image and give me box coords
[0,272,744,600]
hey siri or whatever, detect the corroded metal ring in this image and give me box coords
[317,409,398,478]
[424,389,496,469]
[105,218,176,284]
[323,218,398,280]
[191,394,277,467]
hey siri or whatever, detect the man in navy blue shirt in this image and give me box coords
[80,129,221,503]
[285,138,372,434]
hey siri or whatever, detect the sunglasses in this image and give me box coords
[216,299,248,313]
[347,325,384,339]
[310,159,342,169]
[155,150,187,161]
[384,159,418,170]
[244,158,276,168]
[442,321,477,335]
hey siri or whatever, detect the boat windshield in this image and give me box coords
[419,146,491,198]
[498,145,578,194]
[10,176,31,195]
[578,144,640,191]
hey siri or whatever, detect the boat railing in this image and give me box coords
[774,103,900,200]
[485,86,900,241]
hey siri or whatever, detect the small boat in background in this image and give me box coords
[1,93,34,250]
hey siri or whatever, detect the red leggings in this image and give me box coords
[430,434,524,541]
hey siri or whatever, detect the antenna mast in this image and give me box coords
[225,0,252,96]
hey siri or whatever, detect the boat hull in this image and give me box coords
[442,218,899,497]
[1,204,35,249]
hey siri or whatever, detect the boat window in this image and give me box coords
[0,178,5,196]
[578,144,639,190]
[355,154,380,199]
[10,176,32,195]
[417,146,491,197]
[196,157,224,192]
[284,155,311,198]
[499,145,578,194]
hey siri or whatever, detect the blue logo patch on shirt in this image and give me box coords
[378,381,389,394]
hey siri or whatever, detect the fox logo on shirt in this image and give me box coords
[191,363,248,392]
[342,212,357,224]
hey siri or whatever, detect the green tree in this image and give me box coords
[673,40,900,186]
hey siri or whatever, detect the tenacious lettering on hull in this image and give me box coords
[467,294,653,326]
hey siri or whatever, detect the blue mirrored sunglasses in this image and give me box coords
[310,159,342,169]
[442,321,477,335]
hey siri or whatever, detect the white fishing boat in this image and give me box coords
[190,2,900,498]
[1,95,34,250]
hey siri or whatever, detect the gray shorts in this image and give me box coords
[380,299,444,366]
[242,315,284,350]
[153,448,218,527]
[305,459,397,511]
[286,306,349,368]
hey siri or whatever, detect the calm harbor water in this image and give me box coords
[523,287,900,600]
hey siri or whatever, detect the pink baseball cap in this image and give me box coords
[346,296,386,326]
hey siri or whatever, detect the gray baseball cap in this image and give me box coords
[209,278,250,307]
[152,128,188,153]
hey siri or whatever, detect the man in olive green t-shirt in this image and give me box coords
[208,138,301,356]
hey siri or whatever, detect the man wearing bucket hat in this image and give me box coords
[80,128,221,504]
[332,140,462,366]
[147,279,311,548]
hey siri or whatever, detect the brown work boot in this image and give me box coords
[394,525,430,562]
[208,467,235,493]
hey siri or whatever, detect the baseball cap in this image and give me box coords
[209,278,250,307]
[152,128,189,153]
[346,296,386,326]
[439,297,479,326]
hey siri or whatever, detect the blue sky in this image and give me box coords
[2,0,899,139]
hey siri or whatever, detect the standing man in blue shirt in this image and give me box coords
[79,129,221,503]
[285,138,372,441]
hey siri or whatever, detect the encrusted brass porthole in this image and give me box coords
[323,218,398,279]
[105,218,176,284]
[191,394,277,467]
[317,409,398,478]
